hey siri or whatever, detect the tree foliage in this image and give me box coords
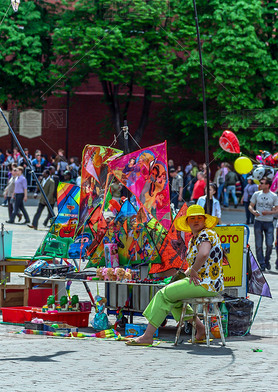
[0,0,57,107]
[162,0,278,157]
[52,0,196,150]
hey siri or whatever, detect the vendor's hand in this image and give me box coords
[254,210,260,217]
[189,268,202,286]
[184,268,190,277]
[261,211,270,216]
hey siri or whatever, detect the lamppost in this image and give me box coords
[192,0,211,214]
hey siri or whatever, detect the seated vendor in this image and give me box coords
[126,205,224,346]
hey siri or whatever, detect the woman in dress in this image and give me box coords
[126,205,224,346]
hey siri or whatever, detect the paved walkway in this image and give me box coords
[0,202,277,391]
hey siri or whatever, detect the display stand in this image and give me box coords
[105,224,249,322]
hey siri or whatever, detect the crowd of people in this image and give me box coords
[1,146,81,229]
[0,147,81,188]
[168,158,278,272]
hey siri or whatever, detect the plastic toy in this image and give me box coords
[60,295,68,311]
[68,233,92,259]
[125,268,132,280]
[71,295,79,311]
[107,268,116,281]
[96,267,104,280]
[91,295,109,331]
[115,268,126,281]
[47,295,56,310]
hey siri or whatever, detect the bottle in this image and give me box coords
[220,301,229,337]
[210,316,220,338]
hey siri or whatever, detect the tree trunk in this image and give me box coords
[101,81,152,152]
[130,88,152,151]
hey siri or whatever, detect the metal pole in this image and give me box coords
[192,0,211,214]
[123,120,129,155]
[66,91,70,158]
[0,107,55,217]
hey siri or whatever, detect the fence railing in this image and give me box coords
[0,166,42,193]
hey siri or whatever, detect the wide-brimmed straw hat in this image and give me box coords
[174,205,218,233]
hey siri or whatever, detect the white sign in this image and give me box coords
[19,110,42,138]
[0,111,9,137]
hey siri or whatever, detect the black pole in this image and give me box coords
[193,0,211,214]
[66,91,70,158]
[0,108,55,217]
[123,120,129,155]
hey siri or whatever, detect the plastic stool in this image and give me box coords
[174,295,226,347]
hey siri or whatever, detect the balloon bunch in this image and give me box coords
[219,131,278,180]
[256,151,278,168]
[219,130,252,174]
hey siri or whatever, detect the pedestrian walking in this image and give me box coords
[169,167,183,210]
[249,177,278,271]
[6,166,30,224]
[3,166,22,222]
[191,172,206,204]
[240,176,258,225]
[217,162,228,203]
[28,169,55,230]
[223,164,238,208]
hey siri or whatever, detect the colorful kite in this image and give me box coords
[85,200,161,268]
[35,184,83,259]
[77,145,122,231]
[109,141,172,230]
[248,248,272,298]
[149,202,191,274]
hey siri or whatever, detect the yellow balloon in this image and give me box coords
[253,179,260,185]
[234,157,253,175]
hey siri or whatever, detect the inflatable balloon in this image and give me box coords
[273,152,278,163]
[264,166,275,180]
[234,157,253,175]
[264,155,275,167]
[252,165,265,181]
[270,172,278,193]
[219,130,240,154]
[253,179,260,185]
[256,155,264,164]
[260,150,271,160]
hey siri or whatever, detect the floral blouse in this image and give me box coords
[187,228,224,292]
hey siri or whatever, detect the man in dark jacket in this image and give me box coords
[28,169,55,230]
[223,164,238,208]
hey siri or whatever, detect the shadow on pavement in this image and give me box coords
[0,350,76,362]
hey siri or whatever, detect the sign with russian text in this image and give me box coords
[215,225,244,287]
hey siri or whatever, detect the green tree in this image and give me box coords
[161,0,278,157]
[0,0,57,108]
[52,0,196,150]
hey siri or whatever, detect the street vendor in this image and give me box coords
[126,205,224,346]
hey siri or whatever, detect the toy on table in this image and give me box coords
[46,295,56,310]
[125,268,132,280]
[107,268,116,281]
[91,295,109,331]
[96,267,104,280]
[115,268,125,281]
[71,294,79,311]
[60,295,68,311]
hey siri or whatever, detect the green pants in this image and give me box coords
[143,278,217,329]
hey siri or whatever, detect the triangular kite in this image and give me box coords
[108,141,172,230]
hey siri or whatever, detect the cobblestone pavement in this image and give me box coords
[0,203,277,391]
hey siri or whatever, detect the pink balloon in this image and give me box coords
[256,155,264,164]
